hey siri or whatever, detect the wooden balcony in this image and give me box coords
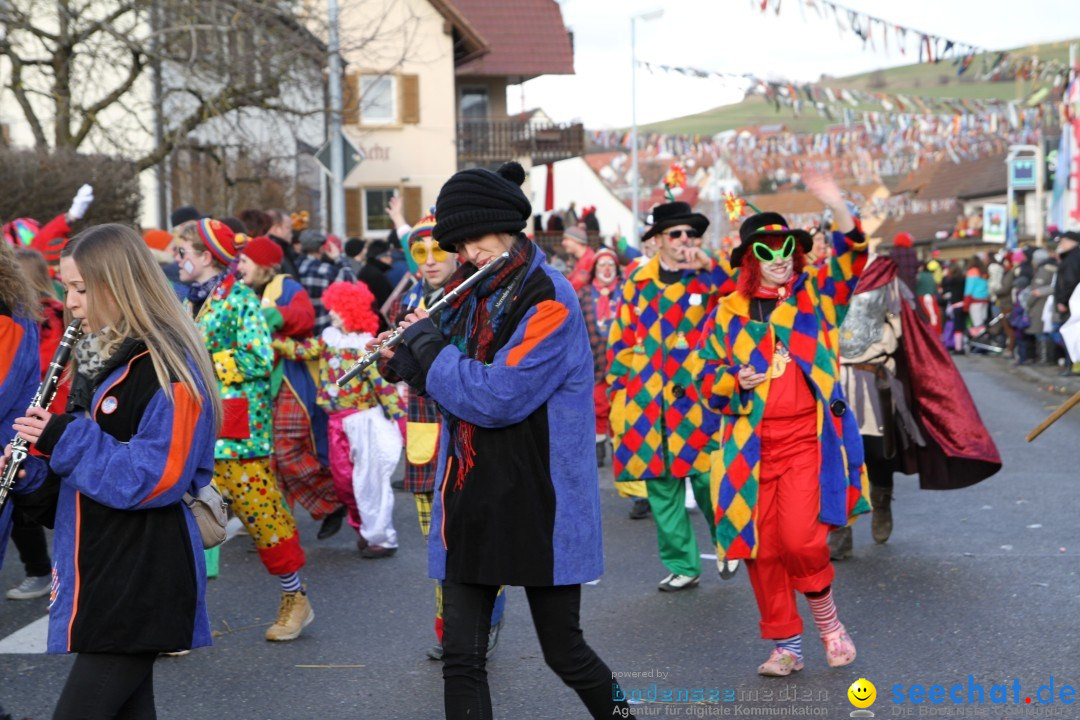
[457,119,585,167]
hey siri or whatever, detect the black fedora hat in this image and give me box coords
[642,201,709,241]
[730,212,814,267]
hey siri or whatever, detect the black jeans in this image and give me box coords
[863,435,897,491]
[53,653,157,720]
[11,508,51,577]
[441,581,627,719]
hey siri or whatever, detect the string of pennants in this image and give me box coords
[638,60,1063,122]
[588,109,1047,187]
[753,0,1072,85]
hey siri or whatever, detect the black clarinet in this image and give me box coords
[0,320,83,512]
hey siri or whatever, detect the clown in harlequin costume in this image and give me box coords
[380,213,507,660]
[236,236,347,540]
[696,174,869,676]
[174,218,313,642]
[607,201,736,590]
[273,281,404,559]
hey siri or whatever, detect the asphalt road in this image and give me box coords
[1,354,1077,720]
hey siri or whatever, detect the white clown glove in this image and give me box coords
[67,184,94,221]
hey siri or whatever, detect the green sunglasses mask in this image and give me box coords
[752,235,796,263]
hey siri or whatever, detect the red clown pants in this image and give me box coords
[594,381,611,437]
[745,412,835,639]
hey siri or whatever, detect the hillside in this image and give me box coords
[641,38,1077,136]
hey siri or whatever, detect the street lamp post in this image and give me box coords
[327,0,346,239]
[630,8,663,249]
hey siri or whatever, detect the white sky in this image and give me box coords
[509,0,1080,128]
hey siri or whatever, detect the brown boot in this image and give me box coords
[827,526,853,561]
[265,590,314,641]
[871,486,893,544]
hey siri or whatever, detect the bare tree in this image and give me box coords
[0,0,423,176]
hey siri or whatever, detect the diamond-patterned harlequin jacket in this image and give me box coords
[697,230,872,560]
[606,256,735,482]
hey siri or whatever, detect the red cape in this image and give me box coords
[859,258,1002,489]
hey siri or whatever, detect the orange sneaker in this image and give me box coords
[757,648,804,677]
[821,625,856,667]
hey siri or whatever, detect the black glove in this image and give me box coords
[387,344,427,394]
[402,317,449,373]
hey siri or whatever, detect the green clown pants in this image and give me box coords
[645,472,716,577]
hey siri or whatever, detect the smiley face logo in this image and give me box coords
[848,678,876,709]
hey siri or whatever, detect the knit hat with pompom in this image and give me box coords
[432,161,532,252]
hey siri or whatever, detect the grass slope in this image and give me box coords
[641,38,1077,135]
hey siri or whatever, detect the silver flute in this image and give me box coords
[337,251,511,387]
[0,319,83,513]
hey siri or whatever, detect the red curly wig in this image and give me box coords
[736,234,807,297]
[322,281,380,335]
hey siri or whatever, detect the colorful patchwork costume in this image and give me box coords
[274,281,404,553]
[606,201,736,580]
[697,212,869,658]
[195,272,306,575]
[259,271,342,521]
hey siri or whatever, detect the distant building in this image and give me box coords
[339,0,584,238]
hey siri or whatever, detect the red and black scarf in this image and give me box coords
[439,234,534,488]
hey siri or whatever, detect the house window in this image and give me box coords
[361,75,397,124]
[365,188,396,234]
[460,87,489,120]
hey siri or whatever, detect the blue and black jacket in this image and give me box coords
[0,301,41,569]
[16,340,216,654]
[392,244,605,587]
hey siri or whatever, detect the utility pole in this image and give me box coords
[629,9,663,249]
[151,0,167,228]
[327,0,346,239]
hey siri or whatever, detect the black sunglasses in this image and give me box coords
[665,229,700,240]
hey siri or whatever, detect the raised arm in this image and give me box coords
[804,172,868,321]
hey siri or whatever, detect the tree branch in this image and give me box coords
[71,2,140,45]
[71,50,145,147]
[0,41,49,147]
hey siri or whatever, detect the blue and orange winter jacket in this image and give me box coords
[0,305,41,570]
[16,341,216,654]
[392,244,604,587]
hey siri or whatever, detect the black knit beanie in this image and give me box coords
[433,162,532,251]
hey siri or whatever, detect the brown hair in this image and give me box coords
[0,242,42,321]
[16,248,58,302]
[239,209,272,237]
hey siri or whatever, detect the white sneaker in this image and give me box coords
[224,516,245,542]
[7,575,51,600]
[717,558,741,580]
[658,573,700,592]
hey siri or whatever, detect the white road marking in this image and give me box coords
[0,614,49,654]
